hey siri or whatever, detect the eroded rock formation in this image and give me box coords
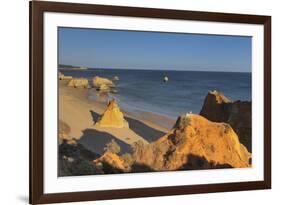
[95,99,129,128]
[200,90,252,151]
[134,114,251,171]
[67,78,89,88]
[93,151,130,173]
[93,76,115,89]
[199,90,232,122]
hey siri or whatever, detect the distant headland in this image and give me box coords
[59,64,88,71]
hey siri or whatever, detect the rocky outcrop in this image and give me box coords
[200,90,252,151]
[59,142,102,176]
[91,114,251,173]
[133,114,251,171]
[92,76,117,93]
[67,78,89,88]
[59,72,72,80]
[93,151,130,173]
[92,76,115,90]
[227,101,251,151]
[199,90,232,122]
[95,99,129,128]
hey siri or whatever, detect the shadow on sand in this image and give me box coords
[89,110,100,123]
[89,110,165,143]
[78,128,132,155]
[124,116,165,142]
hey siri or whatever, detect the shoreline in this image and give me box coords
[87,88,176,131]
[59,80,175,154]
[59,67,251,74]
[59,77,252,175]
[60,69,252,117]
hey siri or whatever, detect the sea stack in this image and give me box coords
[92,76,115,89]
[95,99,129,128]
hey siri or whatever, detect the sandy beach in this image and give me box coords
[57,28,252,176]
[59,80,176,155]
[58,76,252,176]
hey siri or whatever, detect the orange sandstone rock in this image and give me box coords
[134,114,251,171]
[67,78,88,88]
[93,151,130,172]
[95,99,129,128]
[200,90,232,122]
[92,76,115,89]
[200,90,252,151]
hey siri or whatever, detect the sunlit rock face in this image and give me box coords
[93,151,130,173]
[95,99,129,128]
[134,114,251,171]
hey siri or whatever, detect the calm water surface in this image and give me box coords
[61,69,251,119]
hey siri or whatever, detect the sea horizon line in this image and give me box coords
[58,65,251,74]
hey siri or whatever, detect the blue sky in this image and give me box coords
[58,27,252,72]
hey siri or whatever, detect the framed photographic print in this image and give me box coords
[29,1,271,204]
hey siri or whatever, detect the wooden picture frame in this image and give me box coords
[30,1,271,204]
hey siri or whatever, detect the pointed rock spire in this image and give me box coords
[96,99,129,128]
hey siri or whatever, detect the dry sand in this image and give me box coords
[59,80,175,154]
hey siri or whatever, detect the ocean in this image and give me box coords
[60,69,251,119]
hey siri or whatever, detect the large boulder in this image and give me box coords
[92,76,115,89]
[67,78,89,88]
[200,90,252,151]
[95,99,129,128]
[134,114,251,171]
